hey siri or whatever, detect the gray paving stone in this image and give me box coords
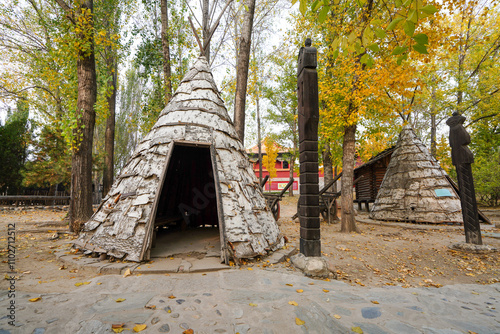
[421,327,463,334]
[407,306,423,312]
[76,319,108,334]
[158,323,170,332]
[100,310,151,324]
[233,308,243,319]
[234,324,250,334]
[178,260,192,272]
[385,320,421,334]
[353,322,389,334]
[447,320,498,334]
[188,257,230,272]
[0,329,11,334]
[295,302,349,333]
[99,263,135,274]
[45,318,58,324]
[32,329,45,334]
[361,307,382,319]
[133,258,182,274]
[332,306,352,316]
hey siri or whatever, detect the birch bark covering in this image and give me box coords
[370,127,463,223]
[76,57,284,262]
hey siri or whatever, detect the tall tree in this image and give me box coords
[298,0,439,232]
[98,0,124,196]
[0,101,29,194]
[161,0,173,101]
[55,0,98,231]
[233,0,256,145]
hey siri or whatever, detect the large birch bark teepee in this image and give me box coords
[369,126,463,224]
[75,57,284,263]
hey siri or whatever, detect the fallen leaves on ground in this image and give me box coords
[295,317,305,326]
[296,289,303,293]
[123,269,131,277]
[29,297,41,302]
[288,301,298,306]
[111,324,124,333]
[333,314,341,319]
[133,324,147,332]
[249,303,257,307]
[115,298,126,303]
[74,281,91,287]
[351,326,364,333]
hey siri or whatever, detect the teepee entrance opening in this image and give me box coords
[150,142,223,260]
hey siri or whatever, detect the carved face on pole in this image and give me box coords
[446,112,474,165]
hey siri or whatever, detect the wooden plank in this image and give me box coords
[0,196,70,201]
[139,142,175,261]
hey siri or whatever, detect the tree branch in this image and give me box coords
[54,0,75,25]
[466,113,499,128]
[461,87,500,113]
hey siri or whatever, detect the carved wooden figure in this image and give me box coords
[446,112,482,245]
[297,38,321,256]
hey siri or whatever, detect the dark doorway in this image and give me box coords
[151,144,220,258]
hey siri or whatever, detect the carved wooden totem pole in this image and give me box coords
[446,112,482,245]
[297,38,321,256]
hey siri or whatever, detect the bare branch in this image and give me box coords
[467,35,500,80]
[188,16,204,54]
[184,0,202,27]
[204,0,233,52]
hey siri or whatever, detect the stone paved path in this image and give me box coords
[1,268,499,333]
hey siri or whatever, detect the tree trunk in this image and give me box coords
[233,0,256,145]
[340,124,358,233]
[323,142,333,192]
[70,0,97,232]
[429,78,437,158]
[289,159,294,196]
[103,52,116,196]
[333,165,338,193]
[256,95,262,184]
[202,0,210,63]
[161,0,172,101]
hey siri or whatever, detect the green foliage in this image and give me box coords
[473,152,500,206]
[263,45,299,161]
[0,102,30,194]
[300,0,438,63]
[23,124,71,189]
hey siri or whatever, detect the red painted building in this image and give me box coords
[247,144,324,192]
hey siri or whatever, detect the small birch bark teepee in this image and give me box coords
[75,57,284,263]
[369,126,463,224]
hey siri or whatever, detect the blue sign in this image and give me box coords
[435,188,453,197]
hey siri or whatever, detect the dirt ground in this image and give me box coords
[277,195,500,288]
[1,196,500,294]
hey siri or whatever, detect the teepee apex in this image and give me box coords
[370,127,463,224]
